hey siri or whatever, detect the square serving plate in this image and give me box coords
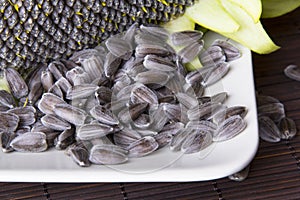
[0,32,259,182]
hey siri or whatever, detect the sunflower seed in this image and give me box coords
[4,67,28,99]
[16,126,31,135]
[258,116,281,143]
[171,30,203,46]
[80,55,104,80]
[95,86,112,104]
[0,112,19,132]
[66,84,98,100]
[200,46,226,67]
[66,142,91,167]
[90,105,119,126]
[131,84,158,105]
[140,25,169,41]
[213,106,247,124]
[143,55,176,72]
[1,131,16,152]
[104,52,122,78]
[256,94,280,106]
[134,70,170,86]
[54,127,75,150]
[163,103,182,122]
[0,90,15,108]
[126,136,159,157]
[28,81,43,104]
[213,115,247,142]
[0,106,9,112]
[113,128,142,148]
[170,128,195,151]
[38,93,66,115]
[65,66,85,85]
[7,106,36,126]
[154,130,173,148]
[228,165,250,182]
[165,75,184,93]
[211,92,228,104]
[132,114,152,129]
[41,114,72,131]
[258,102,285,122]
[77,123,114,140]
[177,40,204,64]
[202,62,230,87]
[10,132,47,152]
[41,70,54,91]
[212,40,241,61]
[135,43,171,58]
[284,64,300,81]
[89,144,128,165]
[105,36,132,60]
[54,103,87,126]
[149,104,169,132]
[56,77,72,94]
[31,120,55,133]
[176,92,198,109]
[181,130,213,154]
[278,117,297,140]
[48,62,65,80]
[48,83,64,98]
[186,120,217,134]
[188,102,224,121]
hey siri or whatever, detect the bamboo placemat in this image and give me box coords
[0,8,299,200]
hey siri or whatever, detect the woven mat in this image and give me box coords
[1,8,300,200]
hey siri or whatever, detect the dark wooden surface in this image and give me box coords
[1,8,300,200]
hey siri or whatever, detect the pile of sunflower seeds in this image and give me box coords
[0,24,247,167]
[257,93,297,142]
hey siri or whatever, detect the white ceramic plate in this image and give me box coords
[0,32,259,182]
